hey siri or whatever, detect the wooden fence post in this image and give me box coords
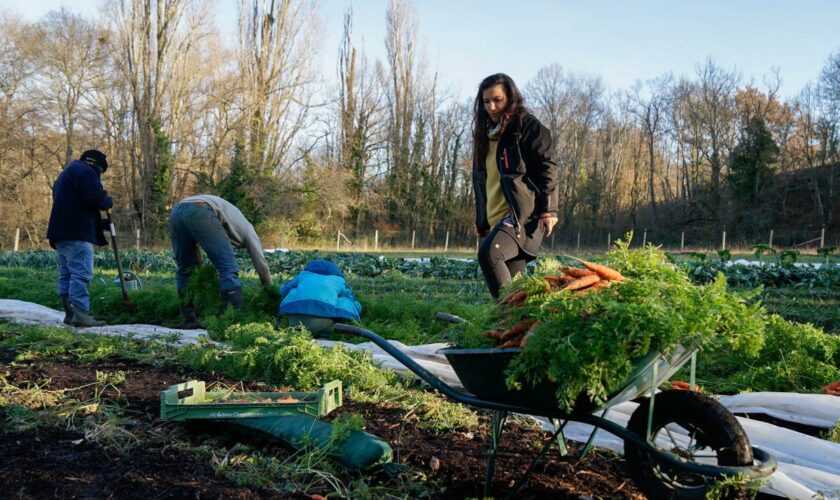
[607,232,611,250]
[680,231,685,252]
[336,231,341,251]
[411,230,415,250]
[444,231,449,252]
[14,228,20,252]
[374,230,379,251]
[821,227,825,248]
[721,231,727,250]
[576,231,581,252]
[768,229,774,249]
[135,228,141,251]
[642,228,647,247]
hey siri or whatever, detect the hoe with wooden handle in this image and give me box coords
[105,209,138,313]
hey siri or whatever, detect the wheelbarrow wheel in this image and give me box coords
[625,390,753,499]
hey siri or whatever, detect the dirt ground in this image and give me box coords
[0,348,644,499]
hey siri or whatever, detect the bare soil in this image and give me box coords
[0,349,643,499]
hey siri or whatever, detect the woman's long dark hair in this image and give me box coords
[472,73,528,166]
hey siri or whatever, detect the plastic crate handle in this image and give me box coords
[319,379,343,414]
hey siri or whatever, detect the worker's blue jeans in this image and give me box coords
[55,240,94,310]
[168,201,241,293]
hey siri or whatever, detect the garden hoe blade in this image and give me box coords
[106,210,138,314]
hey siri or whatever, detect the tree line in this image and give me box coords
[1,0,839,250]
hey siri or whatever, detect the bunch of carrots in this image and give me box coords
[220,397,301,404]
[484,259,624,350]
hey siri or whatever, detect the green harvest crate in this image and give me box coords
[160,379,342,421]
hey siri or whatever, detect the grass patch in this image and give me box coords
[0,323,182,365]
[827,421,840,443]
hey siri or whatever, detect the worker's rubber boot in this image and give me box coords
[69,304,107,328]
[221,287,244,311]
[178,291,204,329]
[179,303,204,329]
[59,295,73,325]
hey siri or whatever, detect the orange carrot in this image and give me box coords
[565,255,624,281]
[561,266,596,279]
[500,334,525,348]
[580,261,623,281]
[562,274,600,291]
[483,330,503,339]
[822,381,840,396]
[575,280,610,294]
[502,290,528,305]
[519,322,540,348]
[544,274,571,288]
[500,320,533,340]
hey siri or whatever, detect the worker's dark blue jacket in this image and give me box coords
[47,160,113,247]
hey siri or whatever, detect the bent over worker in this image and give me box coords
[278,260,362,337]
[168,194,272,328]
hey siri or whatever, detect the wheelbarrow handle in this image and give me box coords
[333,324,452,394]
[434,312,464,324]
[333,324,533,414]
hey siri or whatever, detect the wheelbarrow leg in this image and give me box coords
[483,410,508,497]
[580,408,609,459]
[552,418,569,456]
[504,425,566,500]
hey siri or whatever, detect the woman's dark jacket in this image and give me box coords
[47,160,113,248]
[473,113,559,255]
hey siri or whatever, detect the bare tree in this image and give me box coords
[237,0,318,178]
[626,74,673,223]
[26,8,109,168]
[693,59,740,213]
[381,0,434,231]
[0,14,31,174]
[0,14,50,248]
[527,64,605,236]
[792,83,839,229]
[670,78,704,204]
[109,0,213,236]
[819,50,840,116]
[337,7,386,229]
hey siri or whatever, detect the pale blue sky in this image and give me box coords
[3,0,838,101]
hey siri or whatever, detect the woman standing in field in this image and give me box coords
[472,73,559,298]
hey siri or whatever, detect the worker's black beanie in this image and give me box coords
[80,149,108,172]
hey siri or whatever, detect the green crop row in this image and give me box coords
[4,248,840,288]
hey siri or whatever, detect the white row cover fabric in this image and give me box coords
[0,299,211,346]
[1,298,838,498]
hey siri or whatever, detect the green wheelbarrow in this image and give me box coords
[334,322,777,499]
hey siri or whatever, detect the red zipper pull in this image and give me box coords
[503,148,510,169]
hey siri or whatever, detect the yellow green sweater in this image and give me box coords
[485,139,508,226]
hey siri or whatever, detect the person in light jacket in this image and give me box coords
[278,260,361,336]
[168,194,272,328]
